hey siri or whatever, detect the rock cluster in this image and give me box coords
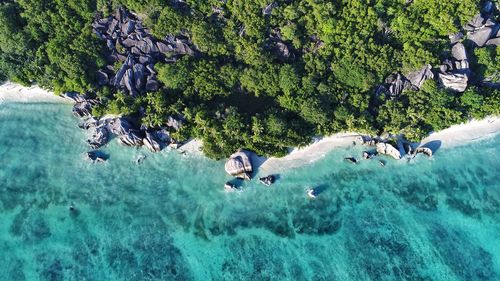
[63,92,184,152]
[92,7,195,95]
[376,143,401,160]
[376,64,434,98]
[438,42,470,92]
[375,1,500,95]
[465,4,500,47]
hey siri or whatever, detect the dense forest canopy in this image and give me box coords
[1,0,499,158]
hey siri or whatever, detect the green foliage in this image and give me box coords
[1,0,495,159]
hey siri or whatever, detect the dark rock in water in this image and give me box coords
[136,154,147,164]
[344,157,358,164]
[415,147,433,157]
[86,150,108,162]
[385,73,416,97]
[88,126,109,149]
[72,101,93,118]
[259,175,276,186]
[362,151,376,159]
[123,68,136,95]
[224,182,241,192]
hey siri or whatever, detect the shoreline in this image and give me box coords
[2,82,499,172]
[257,117,500,173]
[0,81,69,104]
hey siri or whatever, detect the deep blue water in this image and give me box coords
[0,102,499,281]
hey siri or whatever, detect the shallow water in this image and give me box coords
[0,102,499,281]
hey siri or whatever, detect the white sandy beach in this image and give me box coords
[258,117,500,173]
[0,81,68,104]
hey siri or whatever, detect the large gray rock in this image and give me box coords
[376,143,401,160]
[385,73,416,97]
[451,43,468,61]
[468,26,496,47]
[406,64,434,89]
[123,68,135,94]
[118,131,143,146]
[438,72,468,92]
[143,132,162,152]
[157,41,174,54]
[133,64,145,91]
[486,37,500,46]
[88,126,109,149]
[108,117,132,135]
[225,150,253,180]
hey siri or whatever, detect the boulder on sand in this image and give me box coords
[225,150,253,180]
[376,143,401,160]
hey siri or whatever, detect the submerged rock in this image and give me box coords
[225,150,253,180]
[86,150,108,163]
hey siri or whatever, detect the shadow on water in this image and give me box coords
[421,140,442,154]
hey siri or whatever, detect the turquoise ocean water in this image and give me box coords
[0,102,499,281]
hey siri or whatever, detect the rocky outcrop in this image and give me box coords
[92,7,195,96]
[406,64,434,89]
[143,131,162,152]
[376,143,401,160]
[438,42,470,92]
[377,65,433,98]
[87,126,109,149]
[118,131,143,147]
[465,8,500,47]
[225,150,253,180]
